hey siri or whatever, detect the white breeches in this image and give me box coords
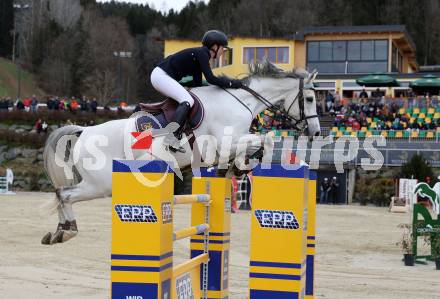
[150,67,194,107]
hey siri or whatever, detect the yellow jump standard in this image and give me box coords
[111,160,231,299]
[250,163,310,299]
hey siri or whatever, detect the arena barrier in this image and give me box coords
[0,168,14,195]
[111,160,315,299]
[0,177,8,193]
[412,203,440,262]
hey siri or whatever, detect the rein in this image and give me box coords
[236,78,318,132]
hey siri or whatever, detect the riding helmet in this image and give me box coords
[202,30,229,49]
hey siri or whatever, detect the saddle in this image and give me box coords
[135,91,204,133]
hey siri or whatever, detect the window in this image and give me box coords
[375,40,388,60]
[391,44,403,73]
[243,47,255,64]
[361,41,374,60]
[277,47,289,63]
[333,41,346,61]
[223,48,233,66]
[347,41,361,60]
[307,39,388,74]
[243,46,289,64]
[308,42,319,61]
[319,42,332,61]
[211,48,233,69]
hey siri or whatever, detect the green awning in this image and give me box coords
[409,74,440,90]
[356,73,400,87]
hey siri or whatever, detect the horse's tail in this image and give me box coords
[42,125,84,214]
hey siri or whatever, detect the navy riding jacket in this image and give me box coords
[158,46,232,88]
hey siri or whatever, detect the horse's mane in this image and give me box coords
[216,60,310,86]
[246,60,309,79]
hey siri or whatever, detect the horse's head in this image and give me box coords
[246,61,321,137]
[283,69,320,137]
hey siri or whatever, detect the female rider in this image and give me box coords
[150,30,242,152]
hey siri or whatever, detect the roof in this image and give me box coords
[291,25,416,51]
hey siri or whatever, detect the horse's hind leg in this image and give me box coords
[41,182,102,245]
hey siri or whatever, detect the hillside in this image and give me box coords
[0,58,43,98]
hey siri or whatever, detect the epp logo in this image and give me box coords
[254,209,300,230]
[115,204,157,223]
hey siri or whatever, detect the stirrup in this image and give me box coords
[164,134,186,153]
[167,144,186,153]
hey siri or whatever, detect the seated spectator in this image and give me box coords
[325,92,334,112]
[272,110,283,129]
[352,120,360,131]
[34,119,43,134]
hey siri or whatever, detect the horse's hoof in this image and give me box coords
[51,229,78,244]
[41,232,53,245]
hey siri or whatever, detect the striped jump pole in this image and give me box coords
[111,160,230,299]
[249,163,310,299]
[191,168,231,299]
[306,171,316,299]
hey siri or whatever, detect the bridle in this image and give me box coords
[284,77,320,131]
[229,77,319,133]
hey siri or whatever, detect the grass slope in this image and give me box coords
[0,58,42,98]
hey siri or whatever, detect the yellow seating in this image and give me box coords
[370,122,377,128]
[281,131,289,137]
[425,118,432,124]
[396,131,403,138]
[410,118,415,124]
[411,131,418,138]
[398,108,405,114]
[419,113,426,119]
[427,131,434,138]
[413,108,420,114]
[366,131,372,137]
[367,117,372,124]
[361,127,367,132]
[428,108,435,114]
[381,131,388,137]
[346,127,352,132]
[434,113,440,118]
[437,127,440,132]
[351,131,358,137]
[336,131,343,137]
[332,127,339,132]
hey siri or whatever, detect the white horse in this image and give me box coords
[41,63,320,245]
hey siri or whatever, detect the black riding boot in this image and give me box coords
[164,102,191,152]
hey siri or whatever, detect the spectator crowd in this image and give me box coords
[325,89,440,132]
[0,95,101,113]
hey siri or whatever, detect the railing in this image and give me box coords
[256,128,440,142]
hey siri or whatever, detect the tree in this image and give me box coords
[0,0,14,58]
[400,154,435,184]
